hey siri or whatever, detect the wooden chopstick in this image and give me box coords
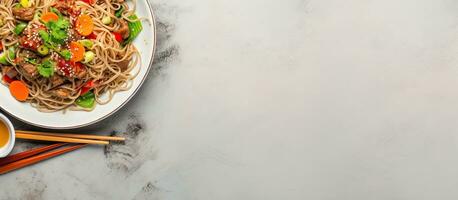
[0,143,66,166]
[0,144,87,175]
[16,133,109,145]
[16,130,125,141]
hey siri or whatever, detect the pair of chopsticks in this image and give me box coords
[0,131,126,175]
[0,143,86,175]
[15,130,125,145]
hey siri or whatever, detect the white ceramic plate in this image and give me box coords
[0,0,156,129]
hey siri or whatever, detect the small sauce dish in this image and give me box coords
[0,113,15,158]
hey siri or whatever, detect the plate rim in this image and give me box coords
[0,0,157,130]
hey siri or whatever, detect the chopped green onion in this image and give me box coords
[14,22,27,35]
[37,45,49,56]
[0,47,16,65]
[0,55,7,65]
[102,16,112,25]
[24,58,37,65]
[83,51,95,63]
[79,39,93,49]
[38,30,49,43]
[59,50,71,61]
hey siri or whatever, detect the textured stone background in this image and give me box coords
[2,0,458,199]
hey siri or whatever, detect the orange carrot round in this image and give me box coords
[41,12,59,23]
[69,42,85,62]
[75,15,94,36]
[9,81,29,102]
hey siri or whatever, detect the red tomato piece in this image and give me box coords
[2,75,14,84]
[80,80,97,95]
[112,32,123,42]
[80,0,94,4]
[86,32,97,40]
[57,59,82,77]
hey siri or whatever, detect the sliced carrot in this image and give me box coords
[75,15,94,36]
[9,81,29,102]
[41,12,59,23]
[69,42,85,62]
[0,43,3,51]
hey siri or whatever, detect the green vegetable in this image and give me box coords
[115,6,124,18]
[37,45,49,56]
[24,58,37,65]
[39,30,58,50]
[102,16,112,25]
[79,39,93,49]
[37,59,55,78]
[58,50,71,60]
[83,51,95,63]
[55,17,70,29]
[20,0,30,8]
[50,29,67,44]
[38,30,49,43]
[45,17,70,44]
[39,27,71,60]
[14,22,27,35]
[76,91,95,108]
[123,14,142,45]
[0,47,16,65]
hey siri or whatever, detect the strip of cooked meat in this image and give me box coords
[53,0,75,16]
[116,59,130,71]
[50,75,65,87]
[67,28,83,42]
[117,19,130,39]
[20,23,46,51]
[75,66,87,79]
[14,57,37,78]
[12,7,35,21]
[52,87,71,98]
[2,66,18,78]
[19,49,38,59]
[74,79,84,89]
[21,63,37,78]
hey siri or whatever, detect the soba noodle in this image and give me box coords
[0,0,141,112]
